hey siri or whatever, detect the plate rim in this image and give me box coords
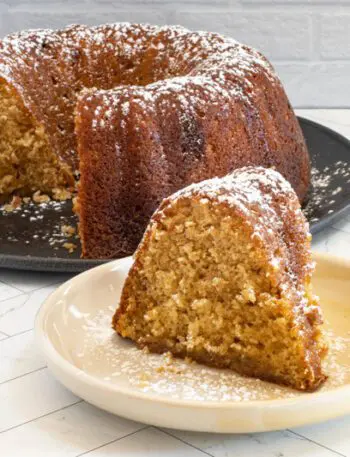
[35,251,350,411]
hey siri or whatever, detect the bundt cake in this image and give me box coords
[113,167,327,392]
[0,23,310,258]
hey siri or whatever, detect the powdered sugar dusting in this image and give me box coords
[304,161,350,223]
[0,198,78,254]
[0,22,275,169]
[73,307,350,402]
[323,329,350,387]
[66,22,275,137]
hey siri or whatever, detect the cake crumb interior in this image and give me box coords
[0,81,72,198]
[116,198,320,389]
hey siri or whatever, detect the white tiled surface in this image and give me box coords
[0,109,349,456]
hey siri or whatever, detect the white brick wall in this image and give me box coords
[0,0,349,108]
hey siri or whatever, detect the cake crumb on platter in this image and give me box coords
[2,195,22,212]
[32,190,50,204]
[63,242,77,253]
[53,187,72,201]
[61,224,76,237]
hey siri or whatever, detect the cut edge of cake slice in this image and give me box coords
[113,166,328,392]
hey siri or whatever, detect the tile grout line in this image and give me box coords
[1,278,67,295]
[0,399,84,435]
[0,290,26,305]
[0,275,69,298]
[159,428,215,457]
[20,278,72,293]
[287,430,347,457]
[0,293,30,319]
[0,327,34,341]
[0,283,58,324]
[0,365,47,386]
[330,226,350,235]
[75,425,150,457]
[0,279,24,294]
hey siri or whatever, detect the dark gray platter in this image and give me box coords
[1,117,350,273]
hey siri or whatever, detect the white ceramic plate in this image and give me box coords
[35,252,350,433]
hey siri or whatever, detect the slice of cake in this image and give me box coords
[113,166,327,391]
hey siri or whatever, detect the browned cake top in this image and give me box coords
[0,23,276,168]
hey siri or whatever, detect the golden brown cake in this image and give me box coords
[0,23,310,257]
[113,167,327,392]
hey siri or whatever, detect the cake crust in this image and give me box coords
[0,23,310,258]
[74,24,310,258]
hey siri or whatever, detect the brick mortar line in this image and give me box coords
[7,4,350,13]
[294,106,350,109]
[234,2,350,7]
[275,60,350,65]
